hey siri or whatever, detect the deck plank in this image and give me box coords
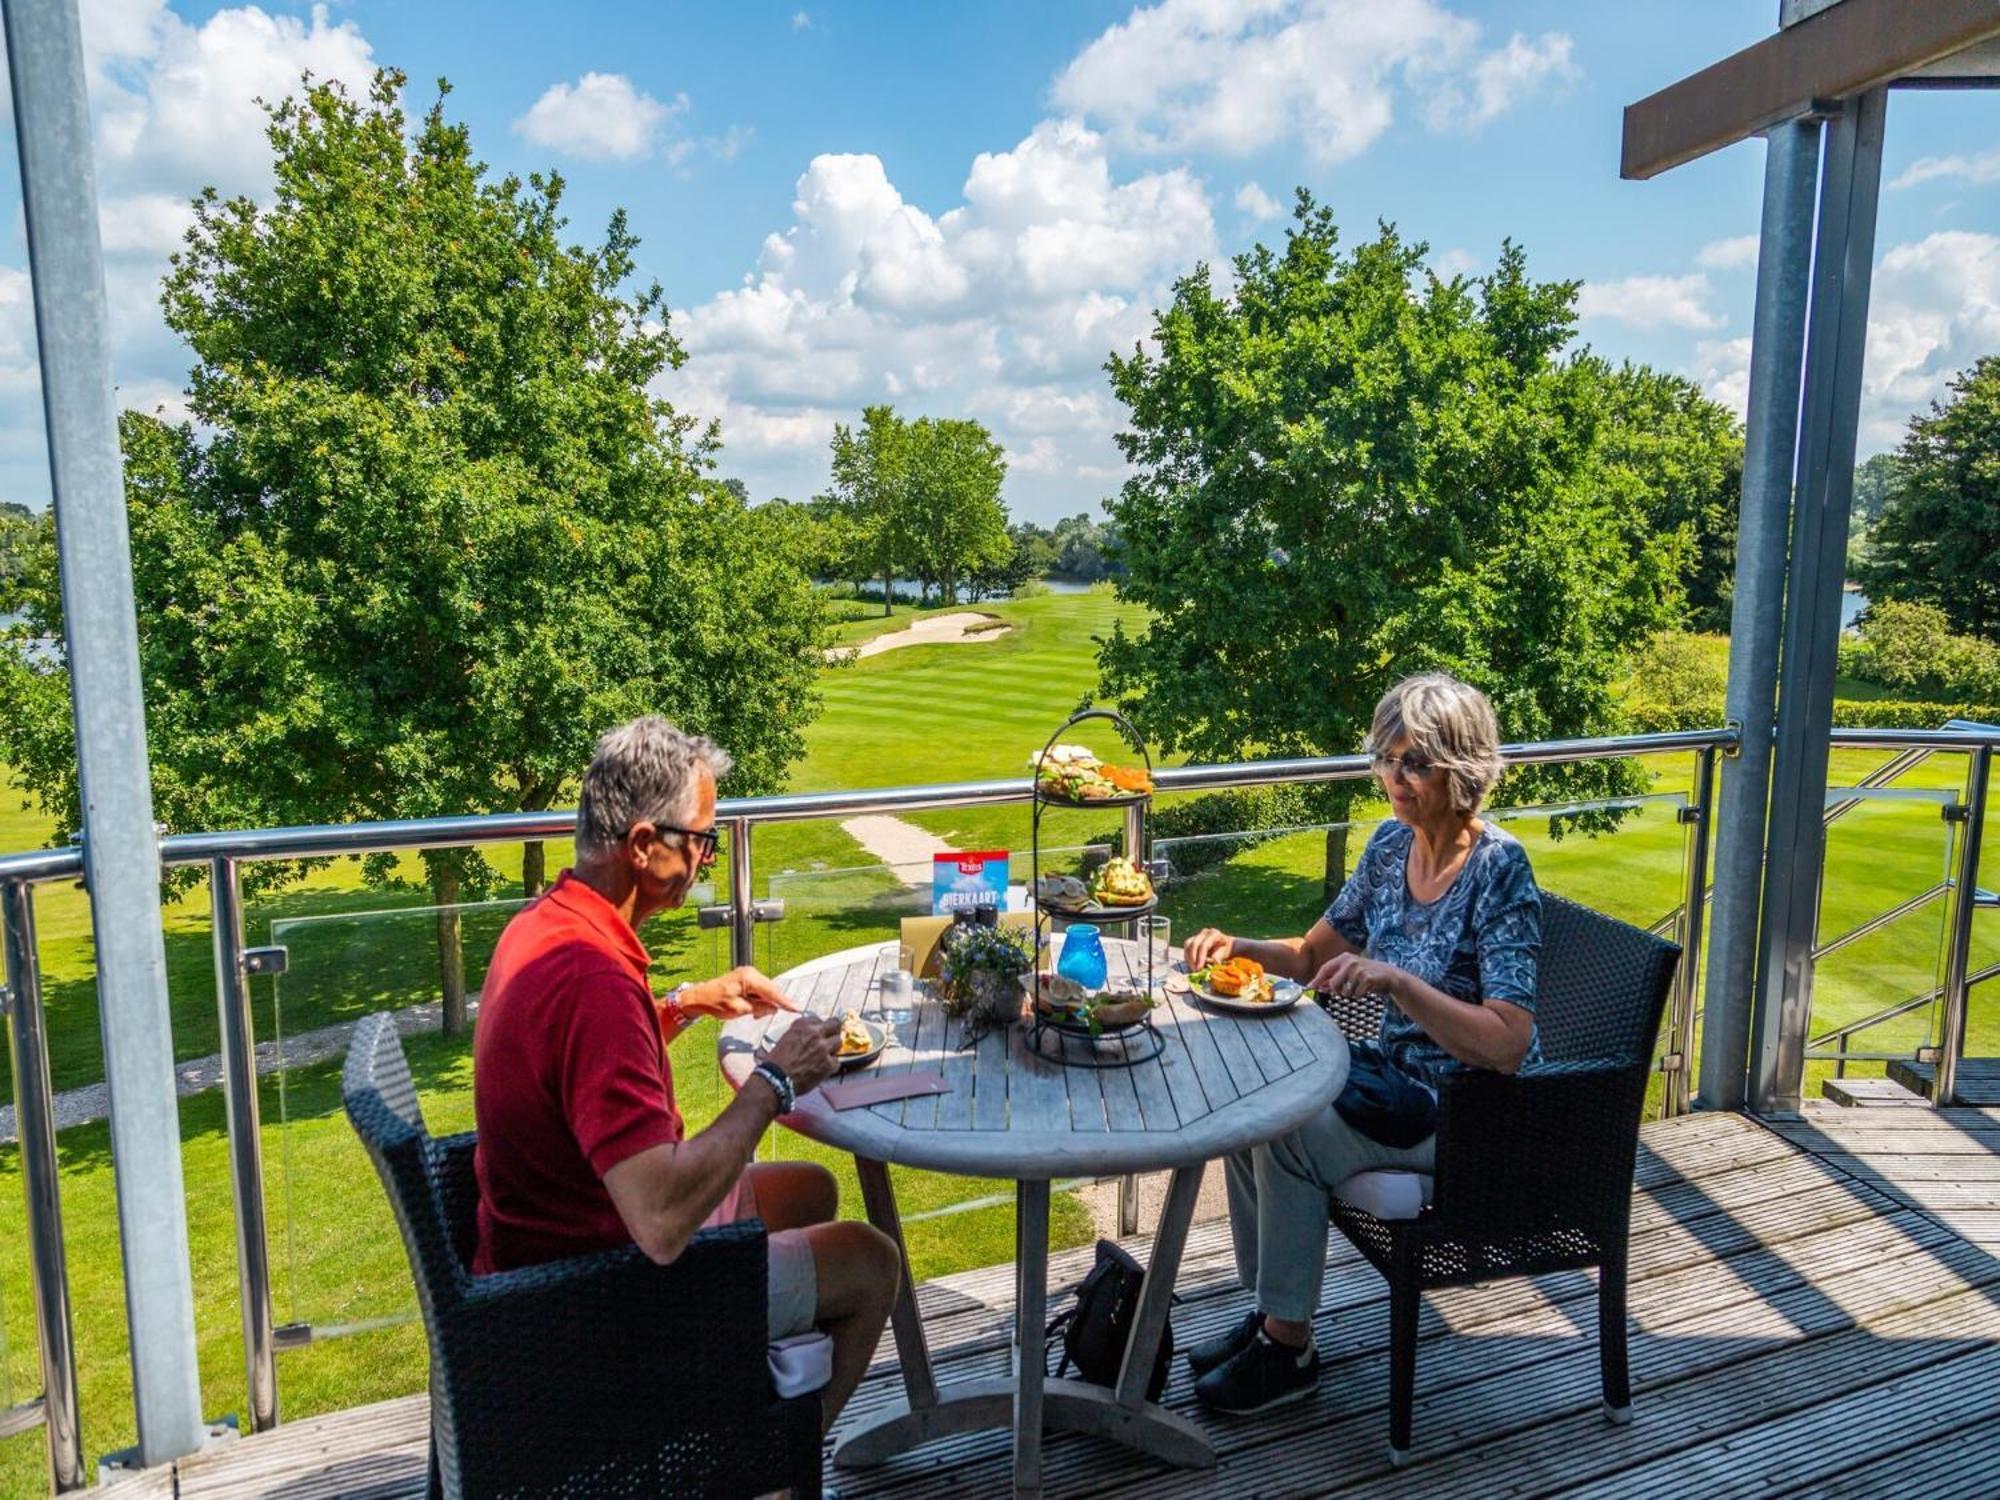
[108,1111,2000,1500]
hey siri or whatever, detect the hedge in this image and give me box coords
[1628,698,2000,734]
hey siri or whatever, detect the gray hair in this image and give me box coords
[1366,673,1505,815]
[574,716,733,861]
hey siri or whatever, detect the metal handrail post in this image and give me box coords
[3,881,85,1489]
[1935,747,1991,1106]
[729,817,756,970]
[1668,748,1718,1117]
[211,857,277,1432]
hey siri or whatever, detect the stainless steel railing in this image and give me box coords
[7,718,1997,1486]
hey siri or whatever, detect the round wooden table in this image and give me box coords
[718,937,1349,1498]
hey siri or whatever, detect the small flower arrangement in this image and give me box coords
[935,920,1038,1034]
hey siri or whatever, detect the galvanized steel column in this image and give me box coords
[2,0,207,1463]
[1698,118,1820,1112]
[1751,89,1889,1114]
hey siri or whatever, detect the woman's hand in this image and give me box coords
[1183,927,1234,971]
[1308,951,1406,1002]
[680,966,799,1020]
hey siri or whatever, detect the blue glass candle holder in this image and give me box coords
[1055,923,1107,991]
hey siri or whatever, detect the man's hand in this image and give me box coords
[764,1015,843,1098]
[1308,952,1406,1002]
[1183,927,1234,971]
[681,966,799,1020]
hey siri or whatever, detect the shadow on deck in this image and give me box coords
[114,1107,2000,1499]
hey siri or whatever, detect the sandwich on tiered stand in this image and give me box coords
[1024,707,1165,1068]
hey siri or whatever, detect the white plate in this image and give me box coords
[835,1018,889,1069]
[1186,976,1304,1015]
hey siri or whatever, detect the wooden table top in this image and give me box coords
[718,937,1349,1180]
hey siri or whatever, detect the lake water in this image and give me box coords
[836,577,1098,602]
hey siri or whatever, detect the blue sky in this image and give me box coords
[3,1,1998,522]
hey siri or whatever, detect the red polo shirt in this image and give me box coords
[472,871,683,1274]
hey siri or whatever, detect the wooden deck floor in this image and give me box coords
[112,1106,2000,1499]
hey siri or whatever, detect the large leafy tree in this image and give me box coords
[0,72,827,1030]
[1858,357,2000,644]
[1596,365,1743,635]
[899,417,1009,605]
[1099,198,1692,893]
[826,405,911,614]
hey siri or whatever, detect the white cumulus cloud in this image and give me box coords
[1052,0,1575,163]
[1693,336,1752,418]
[1235,181,1283,221]
[1576,273,1724,331]
[1425,30,1578,131]
[1861,230,2000,446]
[660,118,1218,514]
[513,72,685,161]
[93,3,376,195]
[0,2,387,508]
[1696,235,1760,271]
[1891,147,2000,191]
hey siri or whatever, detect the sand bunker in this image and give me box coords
[826,611,1012,662]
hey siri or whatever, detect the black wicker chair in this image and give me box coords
[1323,892,1679,1466]
[341,1012,823,1499]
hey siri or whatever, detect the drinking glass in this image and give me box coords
[1139,915,1172,989]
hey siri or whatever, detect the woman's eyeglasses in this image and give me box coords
[1370,752,1437,782]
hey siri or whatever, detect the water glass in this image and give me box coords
[881,966,916,1031]
[1139,915,1172,987]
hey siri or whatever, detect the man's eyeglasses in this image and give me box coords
[1370,752,1437,782]
[653,824,720,863]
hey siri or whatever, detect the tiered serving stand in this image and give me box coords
[1025,707,1164,1068]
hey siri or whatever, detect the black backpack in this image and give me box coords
[1045,1238,1173,1401]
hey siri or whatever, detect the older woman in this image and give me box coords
[1180,672,1542,1415]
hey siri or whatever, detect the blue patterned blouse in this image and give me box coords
[1324,819,1543,1088]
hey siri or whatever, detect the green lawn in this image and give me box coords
[2,589,1998,1490]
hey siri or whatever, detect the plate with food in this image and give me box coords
[1032,745,1155,806]
[1185,957,1304,1014]
[1088,856,1154,909]
[835,1010,889,1069]
[1035,873,1094,913]
[1024,971,1157,1035]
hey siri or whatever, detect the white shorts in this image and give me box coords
[703,1175,819,1340]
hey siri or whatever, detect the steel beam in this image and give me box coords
[2,0,208,1462]
[1750,90,1889,1115]
[1698,118,1820,1112]
[1623,0,2000,179]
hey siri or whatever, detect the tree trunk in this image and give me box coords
[881,570,893,616]
[436,865,468,1036]
[1322,822,1351,906]
[522,840,547,898]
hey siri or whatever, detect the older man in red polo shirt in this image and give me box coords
[473,715,899,1427]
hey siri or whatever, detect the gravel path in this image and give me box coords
[840,814,957,888]
[0,995,479,1143]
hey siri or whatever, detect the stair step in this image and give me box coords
[1822,1075,1932,1107]
[1885,1057,2000,1105]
